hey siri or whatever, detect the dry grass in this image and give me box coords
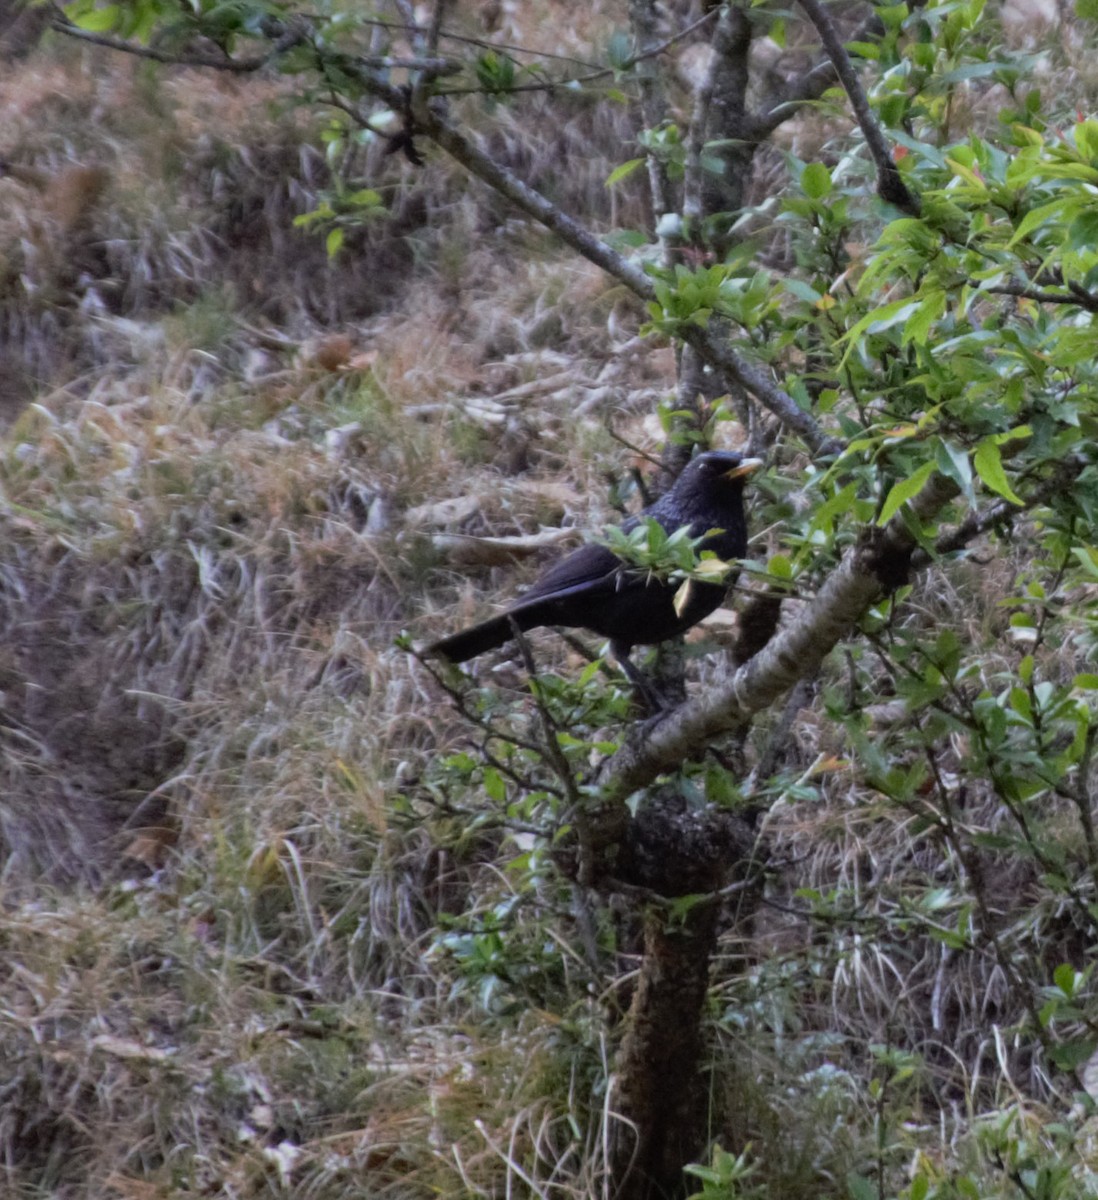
[0,129,671,1188]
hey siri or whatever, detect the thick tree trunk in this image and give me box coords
[601,797,757,1199]
[610,900,720,1200]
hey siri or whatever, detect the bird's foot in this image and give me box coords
[615,652,676,715]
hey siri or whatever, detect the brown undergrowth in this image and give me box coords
[0,187,675,1194]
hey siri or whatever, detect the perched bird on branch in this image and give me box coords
[426,450,762,700]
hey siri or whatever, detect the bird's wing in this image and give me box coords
[510,541,628,609]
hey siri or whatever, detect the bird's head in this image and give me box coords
[653,449,763,561]
[676,450,764,494]
[659,450,764,535]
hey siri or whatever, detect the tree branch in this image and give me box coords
[595,457,1073,810]
[983,281,1098,313]
[915,457,1085,565]
[424,0,448,57]
[752,57,840,139]
[678,322,840,455]
[411,99,837,456]
[794,0,919,214]
[412,99,657,291]
[597,472,960,806]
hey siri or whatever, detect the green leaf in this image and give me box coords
[475,50,516,94]
[1069,209,1098,250]
[1009,196,1084,246]
[940,60,1015,85]
[945,155,988,190]
[1073,547,1098,580]
[902,288,946,346]
[847,1171,877,1200]
[801,162,832,200]
[808,482,858,538]
[606,158,646,188]
[482,766,506,803]
[326,227,344,258]
[346,188,382,208]
[1054,962,1079,996]
[878,460,936,525]
[839,298,919,365]
[606,29,632,70]
[1049,1038,1098,1069]
[784,278,823,304]
[935,439,975,503]
[1075,119,1098,161]
[70,3,122,31]
[973,438,1024,505]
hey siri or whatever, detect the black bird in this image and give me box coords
[426,450,762,693]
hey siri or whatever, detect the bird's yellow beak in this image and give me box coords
[723,457,764,480]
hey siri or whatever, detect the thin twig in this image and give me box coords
[751,676,815,785]
[50,14,458,75]
[508,620,595,889]
[357,8,710,71]
[794,0,919,214]
[915,457,1083,566]
[436,6,718,97]
[50,18,278,70]
[424,0,448,58]
[984,281,1098,313]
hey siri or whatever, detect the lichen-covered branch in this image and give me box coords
[697,4,754,226]
[597,472,962,806]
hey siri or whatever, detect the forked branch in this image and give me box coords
[595,460,1075,807]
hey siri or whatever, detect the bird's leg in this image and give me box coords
[612,643,670,715]
[649,637,687,709]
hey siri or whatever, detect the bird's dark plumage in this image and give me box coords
[426,451,762,678]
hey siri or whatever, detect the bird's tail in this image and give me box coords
[424,614,516,664]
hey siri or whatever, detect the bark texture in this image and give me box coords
[599,473,961,807]
[599,794,758,1199]
[610,900,720,1200]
